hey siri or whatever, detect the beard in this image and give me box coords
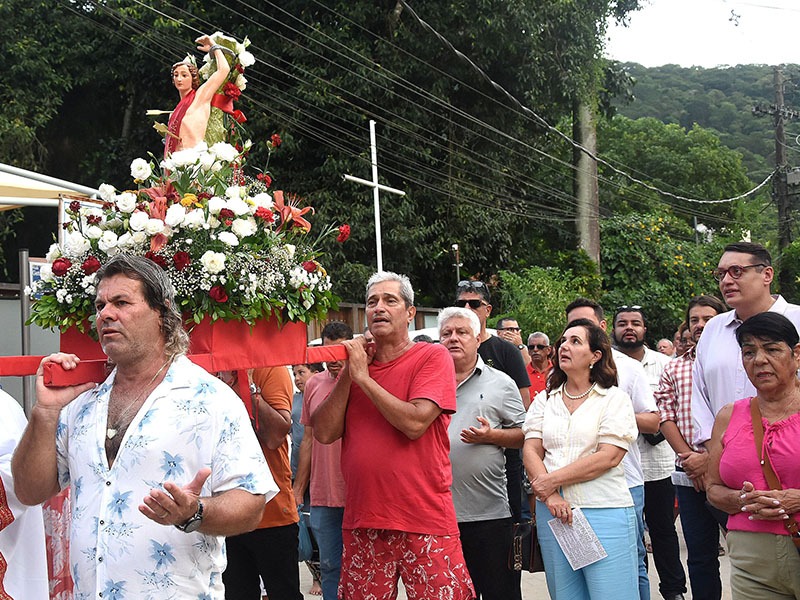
[614,335,645,350]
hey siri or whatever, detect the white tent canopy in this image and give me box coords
[0,163,99,210]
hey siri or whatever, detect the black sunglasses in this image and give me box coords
[455,298,486,309]
[528,344,548,351]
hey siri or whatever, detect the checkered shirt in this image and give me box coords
[654,348,699,458]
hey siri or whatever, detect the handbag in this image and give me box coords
[508,519,545,573]
[749,397,800,554]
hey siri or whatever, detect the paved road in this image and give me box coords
[298,519,732,599]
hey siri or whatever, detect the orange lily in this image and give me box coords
[273,191,313,233]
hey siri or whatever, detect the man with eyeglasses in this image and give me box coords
[496,317,532,368]
[526,332,553,397]
[691,242,800,451]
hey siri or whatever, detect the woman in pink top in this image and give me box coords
[706,312,800,598]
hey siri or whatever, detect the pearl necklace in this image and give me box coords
[106,358,171,440]
[563,382,596,400]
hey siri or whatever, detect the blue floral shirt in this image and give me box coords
[56,356,276,599]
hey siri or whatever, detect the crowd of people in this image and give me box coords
[2,241,800,600]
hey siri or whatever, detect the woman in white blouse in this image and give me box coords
[523,318,639,599]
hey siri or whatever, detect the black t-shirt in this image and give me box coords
[478,335,531,389]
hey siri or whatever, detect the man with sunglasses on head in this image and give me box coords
[526,332,553,397]
[691,242,800,452]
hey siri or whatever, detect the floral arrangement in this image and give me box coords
[27,138,347,332]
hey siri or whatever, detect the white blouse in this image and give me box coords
[523,385,637,508]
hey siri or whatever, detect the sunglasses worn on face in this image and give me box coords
[712,264,767,282]
[528,344,548,351]
[455,299,486,309]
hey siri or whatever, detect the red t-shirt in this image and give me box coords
[301,371,346,507]
[340,342,458,536]
[526,361,553,396]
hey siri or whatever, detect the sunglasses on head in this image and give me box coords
[455,298,486,309]
[457,280,486,290]
[528,344,548,351]
[616,305,642,312]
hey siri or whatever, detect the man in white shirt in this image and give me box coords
[565,299,660,600]
[613,306,686,600]
[691,242,800,448]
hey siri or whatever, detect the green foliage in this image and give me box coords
[600,212,726,340]
[493,257,602,341]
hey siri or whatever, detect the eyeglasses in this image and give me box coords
[455,298,487,309]
[457,280,486,289]
[528,344,548,351]
[712,263,767,282]
[497,326,521,332]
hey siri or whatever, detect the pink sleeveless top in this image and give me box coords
[719,397,800,534]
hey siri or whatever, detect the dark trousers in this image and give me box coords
[675,484,727,600]
[504,448,523,523]
[223,523,303,600]
[644,476,687,597]
[458,517,521,600]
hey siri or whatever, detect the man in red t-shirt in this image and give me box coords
[526,331,553,398]
[312,272,475,600]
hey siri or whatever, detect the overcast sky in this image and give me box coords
[605,0,800,68]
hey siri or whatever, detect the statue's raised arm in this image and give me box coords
[164,32,251,157]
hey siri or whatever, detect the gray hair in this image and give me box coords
[365,271,414,307]
[527,331,550,345]
[438,306,480,337]
[96,254,190,359]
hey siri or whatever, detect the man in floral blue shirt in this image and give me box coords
[12,254,277,599]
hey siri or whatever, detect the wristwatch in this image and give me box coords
[175,499,204,533]
[517,344,526,350]
[249,382,261,396]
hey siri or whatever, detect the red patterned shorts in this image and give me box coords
[338,528,475,600]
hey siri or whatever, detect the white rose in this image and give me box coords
[39,264,54,283]
[145,218,166,236]
[239,50,255,68]
[84,225,103,240]
[235,74,247,91]
[231,217,257,238]
[99,183,116,202]
[201,250,226,274]
[243,139,253,151]
[130,158,152,181]
[132,231,147,245]
[128,211,149,231]
[218,231,239,247]
[252,193,273,210]
[165,204,186,228]
[45,243,61,262]
[285,244,296,259]
[63,231,91,257]
[226,197,249,216]
[117,232,134,250]
[98,230,119,252]
[116,192,137,213]
[225,186,243,201]
[169,147,201,168]
[183,209,206,230]
[210,142,238,163]
[199,151,217,172]
[207,196,226,215]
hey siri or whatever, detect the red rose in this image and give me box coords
[271,133,282,147]
[52,257,72,277]
[87,215,102,225]
[209,285,229,303]
[198,192,212,201]
[255,207,275,223]
[337,224,351,243]
[69,200,81,213]
[302,261,316,273]
[173,251,191,271]
[219,208,235,220]
[224,82,241,100]
[145,251,168,270]
[80,256,101,275]
[257,173,273,188]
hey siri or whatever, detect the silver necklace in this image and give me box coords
[106,359,171,440]
[563,381,596,400]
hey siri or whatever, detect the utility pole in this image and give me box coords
[753,67,800,292]
[573,99,600,268]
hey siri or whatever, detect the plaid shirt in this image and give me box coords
[654,348,699,459]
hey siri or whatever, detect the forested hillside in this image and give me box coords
[614,62,800,177]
